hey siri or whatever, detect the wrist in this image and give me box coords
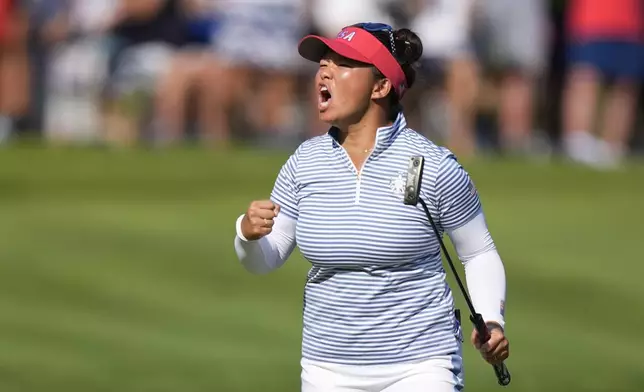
[236,214,251,242]
[486,321,504,333]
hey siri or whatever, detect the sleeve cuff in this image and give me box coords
[236,214,251,242]
[485,317,506,332]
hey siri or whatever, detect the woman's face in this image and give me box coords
[316,51,377,126]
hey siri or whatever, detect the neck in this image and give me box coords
[336,107,392,151]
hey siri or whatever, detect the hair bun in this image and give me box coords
[393,28,423,65]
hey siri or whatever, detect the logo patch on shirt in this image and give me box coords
[389,172,407,199]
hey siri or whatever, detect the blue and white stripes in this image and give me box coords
[270,112,482,365]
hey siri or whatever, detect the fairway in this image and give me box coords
[0,147,643,392]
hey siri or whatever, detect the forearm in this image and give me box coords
[448,212,507,329]
[234,214,297,274]
[463,249,506,328]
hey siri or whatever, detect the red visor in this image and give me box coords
[298,27,408,99]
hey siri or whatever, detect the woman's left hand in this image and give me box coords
[470,323,509,365]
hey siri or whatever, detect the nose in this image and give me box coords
[318,59,332,80]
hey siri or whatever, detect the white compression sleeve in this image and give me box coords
[233,213,297,275]
[447,212,507,329]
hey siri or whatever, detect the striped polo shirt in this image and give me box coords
[270,112,482,366]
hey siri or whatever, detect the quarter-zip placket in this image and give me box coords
[341,148,375,205]
[332,131,380,205]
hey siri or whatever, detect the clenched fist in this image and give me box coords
[240,200,281,241]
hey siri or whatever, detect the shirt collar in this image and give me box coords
[327,111,407,155]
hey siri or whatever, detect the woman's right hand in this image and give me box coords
[240,200,281,241]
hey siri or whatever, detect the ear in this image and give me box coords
[371,78,393,100]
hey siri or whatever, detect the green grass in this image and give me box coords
[0,146,643,391]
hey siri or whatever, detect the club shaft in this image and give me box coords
[418,198,477,316]
[418,198,511,387]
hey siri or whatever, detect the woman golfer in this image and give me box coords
[234,22,510,392]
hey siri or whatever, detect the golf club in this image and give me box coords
[403,155,511,387]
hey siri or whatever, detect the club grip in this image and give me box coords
[470,313,511,387]
[493,362,511,386]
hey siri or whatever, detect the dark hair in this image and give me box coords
[352,25,423,119]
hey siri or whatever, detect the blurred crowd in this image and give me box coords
[0,0,643,168]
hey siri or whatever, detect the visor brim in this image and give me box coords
[298,35,372,65]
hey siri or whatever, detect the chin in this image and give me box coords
[318,111,337,124]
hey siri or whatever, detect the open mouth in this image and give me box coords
[318,85,332,110]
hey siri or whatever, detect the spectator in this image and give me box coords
[150,0,224,146]
[562,0,644,168]
[0,0,29,143]
[39,0,203,146]
[25,0,66,134]
[200,0,309,147]
[103,0,192,146]
[39,0,118,144]
[408,0,549,158]
[409,0,479,158]
[474,0,550,157]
